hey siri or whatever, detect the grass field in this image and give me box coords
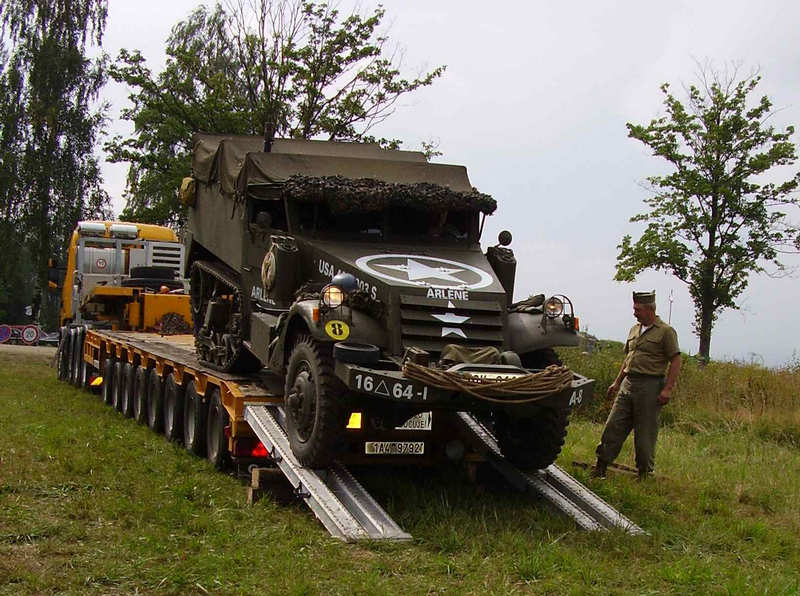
[1,348,799,594]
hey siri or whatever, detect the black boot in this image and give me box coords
[590,459,607,479]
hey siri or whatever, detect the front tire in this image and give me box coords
[495,407,570,470]
[284,336,347,468]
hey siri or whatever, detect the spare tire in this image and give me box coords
[121,278,183,291]
[130,266,176,279]
[333,342,380,366]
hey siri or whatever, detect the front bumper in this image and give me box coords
[334,361,595,415]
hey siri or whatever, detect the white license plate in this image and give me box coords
[466,371,524,381]
[365,441,425,455]
[395,412,432,431]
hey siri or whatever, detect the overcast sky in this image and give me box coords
[101,0,800,366]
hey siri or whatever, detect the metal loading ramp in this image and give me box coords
[453,412,646,535]
[243,404,411,542]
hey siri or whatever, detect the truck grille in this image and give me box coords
[399,294,504,354]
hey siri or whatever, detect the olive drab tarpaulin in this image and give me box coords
[190,133,495,213]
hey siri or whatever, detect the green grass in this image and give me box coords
[1,350,799,594]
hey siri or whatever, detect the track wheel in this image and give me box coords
[495,407,571,470]
[183,380,207,456]
[284,335,347,467]
[146,369,165,433]
[121,362,136,418]
[163,372,184,442]
[133,366,148,424]
[206,387,229,470]
[112,360,125,412]
[102,357,115,405]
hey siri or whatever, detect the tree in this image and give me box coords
[616,68,800,361]
[0,0,110,327]
[107,0,445,226]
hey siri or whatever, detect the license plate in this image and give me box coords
[364,441,425,455]
[465,371,524,381]
[395,412,432,431]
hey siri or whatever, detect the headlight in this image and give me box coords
[321,284,344,308]
[544,296,563,318]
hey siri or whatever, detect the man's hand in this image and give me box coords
[657,388,671,405]
[606,381,620,399]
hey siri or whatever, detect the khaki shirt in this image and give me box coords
[622,316,679,376]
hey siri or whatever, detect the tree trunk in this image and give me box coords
[697,300,714,364]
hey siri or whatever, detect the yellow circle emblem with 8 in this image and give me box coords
[324,320,350,340]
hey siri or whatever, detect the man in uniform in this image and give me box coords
[592,291,681,479]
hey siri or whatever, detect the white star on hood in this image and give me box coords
[376,258,466,285]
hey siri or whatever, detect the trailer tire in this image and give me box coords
[68,329,79,385]
[79,332,90,391]
[72,327,86,387]
[102,357,115,405]
[163,373,184,443]
[132,365,148,423]
[112,361,125,412]
[146,369,164,433]
[183,380,207,456]
[284,335,347,468]
[495,407,570,470]
[57,327,70,381]
[206,387,229,470]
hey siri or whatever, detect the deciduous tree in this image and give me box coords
[107,0,444,226]
[0,0,110,326]
[616,68,800,360]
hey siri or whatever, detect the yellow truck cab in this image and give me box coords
[56,221,190,330]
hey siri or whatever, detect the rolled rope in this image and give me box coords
[402,362,573,404]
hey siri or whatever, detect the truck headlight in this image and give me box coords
[321,284,344,308]
[544,296,564,318]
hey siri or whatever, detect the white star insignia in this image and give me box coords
[377,258,466,285]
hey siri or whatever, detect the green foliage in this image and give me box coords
[0,0,110,327]
[617,68,800,359]
[107,1,445,226]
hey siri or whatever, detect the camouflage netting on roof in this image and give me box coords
[281,175,497,215]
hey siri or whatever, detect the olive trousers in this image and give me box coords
[595,375,664,474]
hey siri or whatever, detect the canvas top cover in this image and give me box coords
[191,133,474,197]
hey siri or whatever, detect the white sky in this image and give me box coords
[101,0,800,366]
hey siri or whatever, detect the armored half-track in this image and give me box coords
[183,134,590,469]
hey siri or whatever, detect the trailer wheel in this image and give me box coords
[284,335,347,467]
[68,328,80,385]
[112,360,125,412]
[146,369,164,433]
[102,357,115,405]
[183,380,207,456]
[133,366,148,424]
[163,372,184,442]
[72,328,84,386]
[494,407,570,470]
[72,327,86,387]
[206,387,229,470]
[78,331,90,391]
[58,327,72,382]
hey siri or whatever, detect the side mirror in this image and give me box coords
[497,230,512,246]
[47,262,65,291]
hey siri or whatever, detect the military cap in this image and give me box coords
[632,290,656,304]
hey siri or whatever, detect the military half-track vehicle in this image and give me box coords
[183,134,590,469]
